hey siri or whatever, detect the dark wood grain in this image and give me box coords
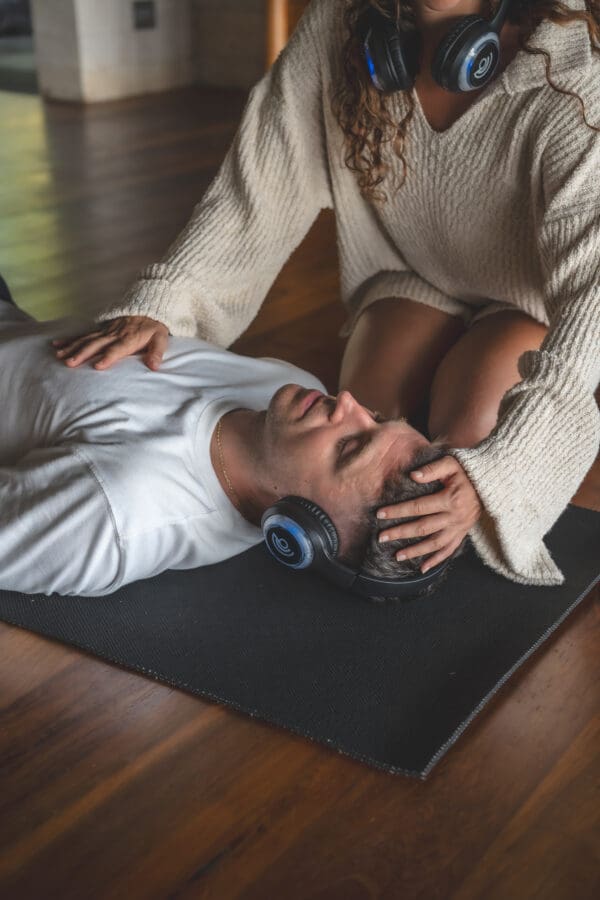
[0,83,598,900]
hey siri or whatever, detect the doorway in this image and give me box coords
[0,0,37,93]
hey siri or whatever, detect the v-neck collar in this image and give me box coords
[405,0,592,139]
[411,73,506,139]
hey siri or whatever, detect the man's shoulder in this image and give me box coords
[257,354,327,393]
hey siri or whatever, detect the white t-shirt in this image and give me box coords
[0,300,325,596]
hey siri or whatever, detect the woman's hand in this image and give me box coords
[376,455,482,573]
[51,316,170,371]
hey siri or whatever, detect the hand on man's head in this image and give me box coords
[376,454,481,574]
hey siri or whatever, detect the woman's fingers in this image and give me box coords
[93,341,137,370]
[59,335,118,367]
[55,339,100,360]
[53,329,108,358]
[51,317,170,371]
[143,327,169,370]
[378,511,448,544]
[51,333,95,347]
[93,334,150,369]
[391,529,451,562]
[377,491,448,522]
[409,455,460,483]
[375,455,479,574]
[418,540,462,573]
[96,320,169,370]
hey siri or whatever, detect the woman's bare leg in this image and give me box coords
[427,310,549,448]
[338,297,467,430]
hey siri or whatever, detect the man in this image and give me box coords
[0,295,463,598]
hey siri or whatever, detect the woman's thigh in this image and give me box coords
[338,297,466,428]
[427,310,549,447]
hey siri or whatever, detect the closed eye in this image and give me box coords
[334,409,386,470]
[336,432,373,469]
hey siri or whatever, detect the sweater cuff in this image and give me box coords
[450,436,568,586]
[340,270,469,337]
[465,513,565,586]
[94,274,199,339]
[448,353,600,586]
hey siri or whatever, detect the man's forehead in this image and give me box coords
[365,421,425,478]
[379,417,418,451]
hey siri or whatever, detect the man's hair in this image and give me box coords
[340,442,469,601]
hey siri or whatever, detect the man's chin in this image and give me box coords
[267,383,302,420]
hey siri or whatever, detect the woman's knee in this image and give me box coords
[432,412,499,449]
[339,296,465,421]
[427,310,549,445]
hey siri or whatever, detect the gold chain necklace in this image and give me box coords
[216,416,242,511]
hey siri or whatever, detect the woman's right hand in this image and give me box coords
[51,315,170,371]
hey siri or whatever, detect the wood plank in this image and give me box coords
[453,716,600,900]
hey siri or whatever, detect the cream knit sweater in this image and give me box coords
[96,0,600,587]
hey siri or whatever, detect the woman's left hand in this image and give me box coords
[376,455,482,573]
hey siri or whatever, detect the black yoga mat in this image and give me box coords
[0,503,598,778]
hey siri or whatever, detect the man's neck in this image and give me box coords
[209,408,273,526]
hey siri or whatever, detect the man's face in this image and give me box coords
[261,384,431,540]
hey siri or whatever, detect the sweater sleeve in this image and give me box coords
[94,0,333,346]
[447,112,600,586]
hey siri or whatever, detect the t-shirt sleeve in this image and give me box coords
[448,100,600,586]
[94,0,334,347]
[0,446,123,597]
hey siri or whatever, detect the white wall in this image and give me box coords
[30,0,82,101]
[32,0,195,102]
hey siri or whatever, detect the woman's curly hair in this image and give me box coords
[330,0,600,205]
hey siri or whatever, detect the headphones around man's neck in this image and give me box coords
[363,0,514,93]
[261,495,451,600]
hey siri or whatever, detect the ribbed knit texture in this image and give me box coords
[95,0,600,586]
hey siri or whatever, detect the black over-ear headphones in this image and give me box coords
[261,496,451,600]
[363,0,514,93]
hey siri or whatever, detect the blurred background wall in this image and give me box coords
[31,0,196,102]
[0,0,317,323]
[0,0,309,102]
[192,0,266,91]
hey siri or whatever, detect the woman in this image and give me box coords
[51,0,600,586]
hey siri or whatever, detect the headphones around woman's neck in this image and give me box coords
[363,0,514,93]
[261,495,451,600]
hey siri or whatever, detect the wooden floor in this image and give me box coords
[0,85,598,899]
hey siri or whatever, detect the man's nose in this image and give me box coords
[330,390,371,425]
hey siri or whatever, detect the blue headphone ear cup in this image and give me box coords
[365,14,422,92]
[432,16,499,91]
[284,496,339,558]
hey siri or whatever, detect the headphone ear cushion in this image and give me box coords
[278,496,340,558]
[366,13,421,92]
[385,21,422,87]
[431,15,486,88]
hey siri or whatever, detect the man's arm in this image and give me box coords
[0,446,123,597]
